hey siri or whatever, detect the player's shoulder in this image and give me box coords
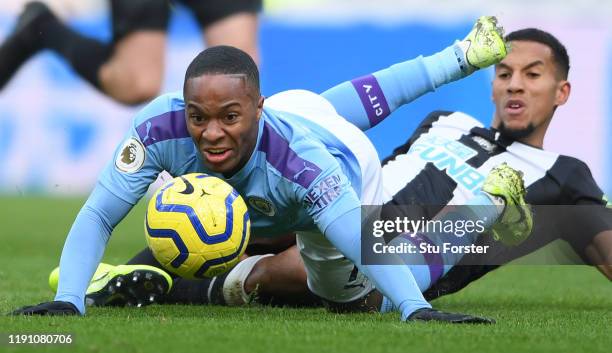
[259,104,324,151]
[130,91,190,148]
[420,110,484,131]
[133,91,185,126]
[548,154,594,181]
[547,154,607,204]
[550,154,591,173]
[257,114,327,189]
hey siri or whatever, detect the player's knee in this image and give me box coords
[119,77,162,105]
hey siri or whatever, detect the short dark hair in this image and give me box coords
[505,28,570,79]
[184,45,260,95]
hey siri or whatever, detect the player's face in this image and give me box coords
[184,74,264,177]
[492,40,570,143]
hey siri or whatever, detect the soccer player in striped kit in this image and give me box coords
[160,28,611,312]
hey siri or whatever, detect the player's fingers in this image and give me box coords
[10,301,78,316]
[10,305,39,315]
[458,315,496,324]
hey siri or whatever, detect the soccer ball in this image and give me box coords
[145,173,251,279]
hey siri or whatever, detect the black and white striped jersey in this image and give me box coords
[381,110,612,300]
[381,110,611,258]
[382,110,607,208]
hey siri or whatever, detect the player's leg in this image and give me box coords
[424,231,612,302]
[97,0,169,105]
[182,0,262,64]
[122,247,224,306]
[377,163,531,294]
[0,2,112,91]
[241,244,319,306]
[0,0,168,105]
[72,238,318,308]
[321,16,507,131]
[585,231,612,279]
[560,205,612,280]
[202,13,259,65]
[48,262,173,307]
[424,206,612,300]
[162,236,319,307]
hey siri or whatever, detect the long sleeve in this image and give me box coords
[54,183,134,314]
[322,45,464,130]
[324,207,432,320]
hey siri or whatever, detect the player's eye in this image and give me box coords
[497,72,510,79]
[190,114,204,123]
[224,113,239,123]
[526,72,540,78]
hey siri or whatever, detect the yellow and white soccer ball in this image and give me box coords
[145,173,250,279]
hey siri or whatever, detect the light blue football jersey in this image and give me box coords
[100,90,367,239]
[56,47,465,315]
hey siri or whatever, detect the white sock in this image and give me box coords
[453,39,474,74]
[222,254,274,306]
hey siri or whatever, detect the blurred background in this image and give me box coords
[0,0,610,196]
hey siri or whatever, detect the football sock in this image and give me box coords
[422,44,468,87]
[125,248,226,304]
[222,254,273,305]
[37,14,112,89]
[126,247,167,269]
[165,275,227,305]
[156,255,273,306]
[322,43,466,130]
[0,2,50,90]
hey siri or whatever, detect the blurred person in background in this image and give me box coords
[0,0,261,105]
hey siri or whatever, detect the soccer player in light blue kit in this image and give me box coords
[13,17,531,322]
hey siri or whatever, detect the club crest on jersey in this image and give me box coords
[248,196,276,216]
[115,137,145,173]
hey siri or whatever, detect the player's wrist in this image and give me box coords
[54,294,85,315]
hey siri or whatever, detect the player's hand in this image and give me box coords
[407,308,495,324]
[11,301,80,316]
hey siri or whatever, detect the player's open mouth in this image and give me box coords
[203,148,232,164]
[505,99,525,115]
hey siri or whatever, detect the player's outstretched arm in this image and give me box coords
[324,206,495,323]
[323,207,433,320]
[321,16,506,131]
[407,307,495,324]
[11,184,134,315]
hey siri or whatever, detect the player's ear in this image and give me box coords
[555,80,571,107]
[256,95,265,120]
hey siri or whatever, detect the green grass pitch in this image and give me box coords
[0,196,610,353]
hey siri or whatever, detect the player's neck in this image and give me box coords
[518,118,552,149]
[491,114,550,149]
[516,134,544,149]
